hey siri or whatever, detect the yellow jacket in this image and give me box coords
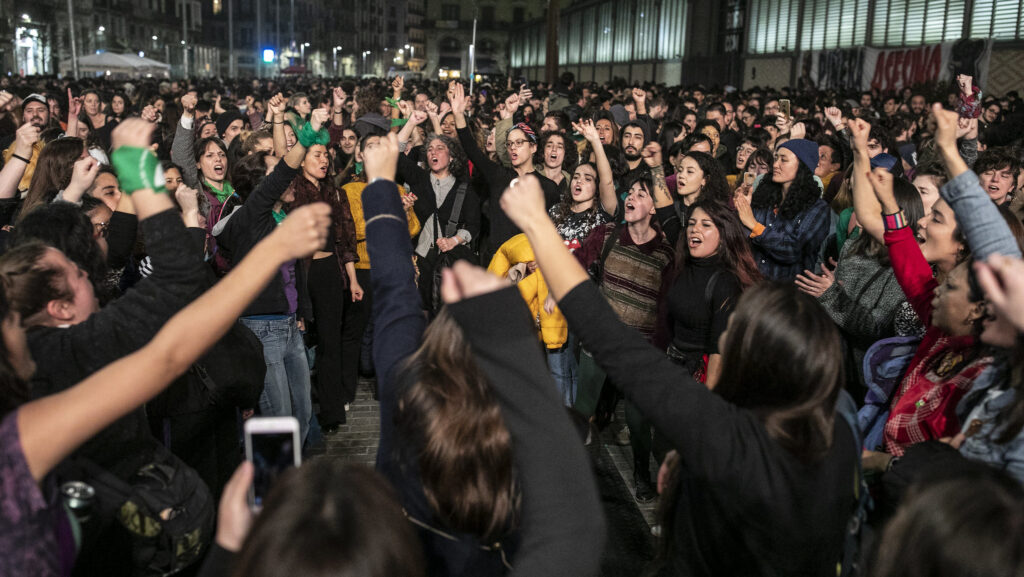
[344,181,421,269]
[487,234,567,349]
[2,140,43,194]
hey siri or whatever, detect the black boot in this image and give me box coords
[634,470,656,503]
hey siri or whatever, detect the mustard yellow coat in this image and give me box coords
[487,234,567,349]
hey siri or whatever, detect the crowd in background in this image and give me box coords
[1,65,1024,576]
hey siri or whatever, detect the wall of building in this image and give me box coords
[741,57,794,90]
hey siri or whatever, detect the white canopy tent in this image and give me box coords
[65,53,171,78]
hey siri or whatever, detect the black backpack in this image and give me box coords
[77,446,215,576]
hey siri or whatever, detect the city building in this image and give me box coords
[421,0,547,80]
[508,0,1024,94]
[2,0,218,77]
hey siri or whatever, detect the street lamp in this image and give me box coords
[332,45,342,77]
[300,41,308,67]
[362,50,371,75]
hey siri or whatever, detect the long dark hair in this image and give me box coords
[673,199,763,289]
[20,137,86,222]
[714,283,843,462]
[871,472,1024,577]
[232,461,425,577]
[396,309,519,541]
[846,177,924,267]
[0,245,35,417]
[750,161,820,220]
[681,151,731,205]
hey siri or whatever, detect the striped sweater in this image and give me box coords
[576,223,674,343]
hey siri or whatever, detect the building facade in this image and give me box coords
[2,0,218,77]
[421,0,547,80]
[508,0,1024,93]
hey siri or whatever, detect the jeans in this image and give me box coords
[547,343,578,408]
[240,315,312,444]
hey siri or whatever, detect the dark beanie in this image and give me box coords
[215,110,244,138]
[354,112,390,138]
[779,139,819,172]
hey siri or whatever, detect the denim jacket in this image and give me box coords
[955,361,1024,483]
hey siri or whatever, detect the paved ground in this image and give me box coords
[321,379,658,575]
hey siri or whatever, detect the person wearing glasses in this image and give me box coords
[447,82,559,264]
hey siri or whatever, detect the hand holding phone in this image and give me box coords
[244,417,301,511]
[779,99,791,121]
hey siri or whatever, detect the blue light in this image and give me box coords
[262,49,275,63]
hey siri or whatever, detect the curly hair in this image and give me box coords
[550,161,603,226]
[423,134,469,180]
[750,161,821,220]
[535,130,578,173]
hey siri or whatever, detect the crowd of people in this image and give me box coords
[1,65,1024,577]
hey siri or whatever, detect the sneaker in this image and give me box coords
[615,425,631,446]
[634,474,656,503]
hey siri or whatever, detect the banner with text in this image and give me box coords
[804,39,992,92]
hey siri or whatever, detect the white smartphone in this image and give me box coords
[244,416,301,511]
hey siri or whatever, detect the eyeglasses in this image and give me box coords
[506,139,530,149]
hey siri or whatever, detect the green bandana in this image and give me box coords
[355,161,364,176]
[272,208,286,225]
[205,178,234,204]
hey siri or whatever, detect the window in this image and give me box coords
[441,4,459,20]
[871,0,965,46]
[747,0,799,54]
[659,0,688,59]
[800,0,868,51]
[213,0,222,14]
[440,37,460,51]
[970,0,1024,40]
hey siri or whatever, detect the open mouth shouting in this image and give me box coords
[688,234,703,249]
[212,162,225,179]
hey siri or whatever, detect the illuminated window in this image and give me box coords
[213,0,222,14]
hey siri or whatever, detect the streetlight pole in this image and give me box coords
[67,0,78,78]
[227,0,234,77]
[181,0,188,77]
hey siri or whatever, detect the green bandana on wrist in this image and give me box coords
[272,208,286,225]
[296,121,331,148]
[385,97,401,109]
[111,147,165,195]
[355,161,364,175]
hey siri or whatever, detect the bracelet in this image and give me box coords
[10,153,31,164]
[883,210,908,231]
[111,146,166,195]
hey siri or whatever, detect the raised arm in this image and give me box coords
[500,174,767,481]
[0,123,39,199]
[869,167,939,320]
[172,92,200,189]
[19,202,331,482]
[932,104,1022,261]
[360,133,427,466]
[848,118,885,244]
[574,119,617,215]
[444,267,605,577]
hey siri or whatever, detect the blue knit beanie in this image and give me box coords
[779,139,819,172]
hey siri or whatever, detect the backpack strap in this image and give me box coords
[704,269,724,313]
[599,223,623,268]
[443,181,469,239]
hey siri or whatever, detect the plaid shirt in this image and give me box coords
[882,226,993,456]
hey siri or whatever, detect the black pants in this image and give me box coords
[340,268,373,404]
[309,258,368,426]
